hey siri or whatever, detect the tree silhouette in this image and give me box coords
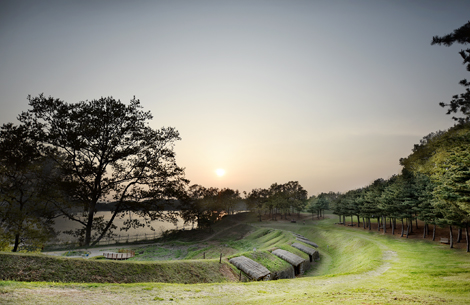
[0,123,58,251]
[18,95,188,246]
[432,21,470,123]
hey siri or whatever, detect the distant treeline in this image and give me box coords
[332,122,470,252]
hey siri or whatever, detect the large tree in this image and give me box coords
[432,21,470,123]
[0,123,58,251]
[18,95,188,246]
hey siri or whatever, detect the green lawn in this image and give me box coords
[1,213,469,304]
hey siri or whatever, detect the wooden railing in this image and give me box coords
[103,250,135,260]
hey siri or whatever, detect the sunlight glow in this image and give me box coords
[216,168,225,177]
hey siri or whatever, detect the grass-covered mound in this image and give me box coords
[237,250,293,279]
[0,252,236,284]
[226,228,315,279]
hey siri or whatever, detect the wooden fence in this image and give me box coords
[103,250,135,260]
[96,232,161,245]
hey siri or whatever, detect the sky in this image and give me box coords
[1,0,469,196]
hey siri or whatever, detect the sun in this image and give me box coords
[215,168,225,177]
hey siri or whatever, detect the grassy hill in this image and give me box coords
[0,252,235,284]
[1,212,470,304]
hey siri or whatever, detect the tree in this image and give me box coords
[432,146,470,251]
[246,188,269,221]
[218,188,241,215]
[313,193,332,219]
[414,173,439,240]
[266,183,285,220]
[401,123,470,248]
[380,175,402,234]
[266,181,307,220]
[179,185,241,231]
[0,123,58,251]
[18,95,188,246]
[361,179,386,231]
[432,21,470,123]
[306,196,317,220]
[283,181,308,218]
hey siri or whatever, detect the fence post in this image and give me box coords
[219,253,222,263]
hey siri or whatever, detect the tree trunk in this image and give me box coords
[351,215,353,226]
[432,224,436,241]
[343,215,346,225]
[383,216,386,233]
[400,219,404,237]
[415,218,418,230]
[391,218,395,235]
[466,223,469,253]
[12,233,20,252]
[92,201,125,246]
[423,223,426,238]
[406,219,409,238]
[357,215,360,227]
[369,218,371,231]
[409,218,413,234]
[84,207,95,246]
[12,202,24,252]
[363,217,366,229]
[390,217,392,229]
[450,225,454,249]
[377,217,380,232]
[457,227,462,243]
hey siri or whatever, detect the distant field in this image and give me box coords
[1,212,469,304]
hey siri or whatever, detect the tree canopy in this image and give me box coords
[17,95,188,246]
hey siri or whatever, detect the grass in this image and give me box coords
[0,252,235,284]
[61,250,90,257]
[1,212,470,304]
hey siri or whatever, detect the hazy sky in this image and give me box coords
[1,0,469,196]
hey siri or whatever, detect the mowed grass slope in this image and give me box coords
[1,212,470,304]
[0,252,234,284]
